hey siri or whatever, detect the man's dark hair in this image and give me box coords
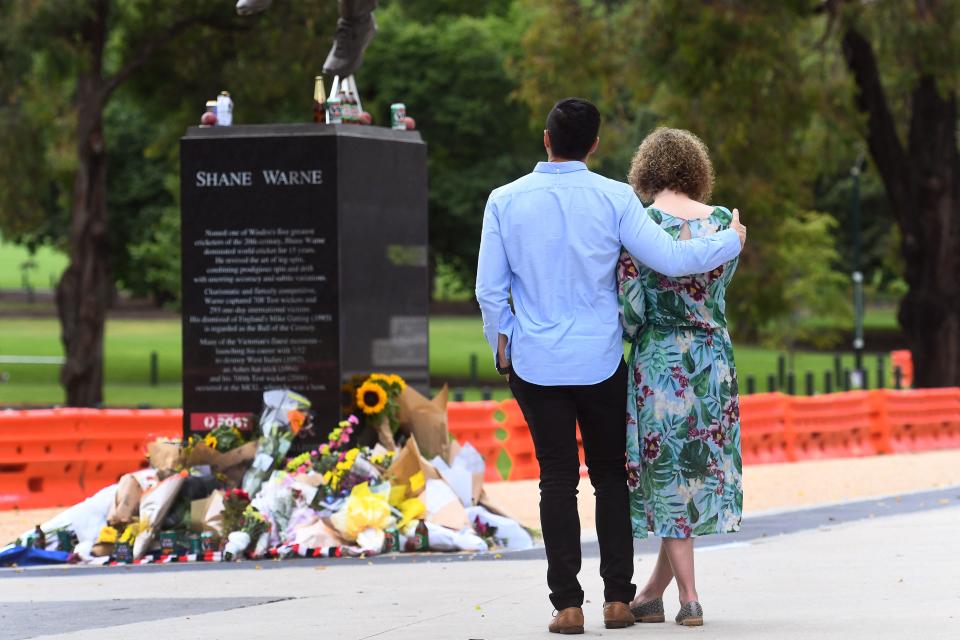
[545,98,601,160]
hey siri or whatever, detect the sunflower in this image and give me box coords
[368,373,392,385]
[387,374,407,391]
[356,381,388,415]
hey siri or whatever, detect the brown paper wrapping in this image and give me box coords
[107,474,143,526]
[398,385,451,461]
[190,490,225,535]
[146,441,184,477]
[385,436,440,496]
[185,442,258,488]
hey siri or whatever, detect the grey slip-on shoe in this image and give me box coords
[630,597,665,623]
[675,601,704,626]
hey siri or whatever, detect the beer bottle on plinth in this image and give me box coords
[313,76,327,124]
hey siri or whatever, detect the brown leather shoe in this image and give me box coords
[603,602,636,629]
[549,607,584,634]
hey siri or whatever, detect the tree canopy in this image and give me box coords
[1,0,958,397]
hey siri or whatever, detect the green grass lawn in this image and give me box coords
[0,315,900,407]
[0,239,68,290]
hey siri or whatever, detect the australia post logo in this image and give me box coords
[195,169,323,187]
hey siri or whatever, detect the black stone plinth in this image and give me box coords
[180,124,428,445]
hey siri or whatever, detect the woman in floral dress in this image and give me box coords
[618,128,742,627]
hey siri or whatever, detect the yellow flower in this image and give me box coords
[368,373,392,385]
[323,471,333,484]
[345,448,360,462]
[203,434,218,449]
[97,526,118,545]
[387,374,407,391]
[356,381,388,415]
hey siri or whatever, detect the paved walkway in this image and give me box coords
[2,486,958,639]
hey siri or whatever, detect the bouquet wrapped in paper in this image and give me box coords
[242,390,312,498]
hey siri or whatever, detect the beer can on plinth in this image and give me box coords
[390,103,407,130]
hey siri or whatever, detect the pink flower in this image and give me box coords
[347,415,360,425]
[642,432,662,462]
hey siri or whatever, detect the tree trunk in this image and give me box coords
[57,77,110,407]
[841,27,960,387]
[56,2,110,407]
[898,78,960,388]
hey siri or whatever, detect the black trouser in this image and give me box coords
[509,360,636,610]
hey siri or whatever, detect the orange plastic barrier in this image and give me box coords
[0,408,179,511]
[445,401,507,483]
[739,393,789,464]
[5,388,960,509]
[785,391,879,461]
[873,388,960,453]
[891,350,914,388]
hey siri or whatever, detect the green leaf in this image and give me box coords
[691,365,712,397]
[650,445,676,489]
[677,440,710,479]
[682,350,696,374]
[687,500,700,524]
[693,514,718,536]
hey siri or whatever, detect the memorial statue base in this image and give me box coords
[180,124,428,447]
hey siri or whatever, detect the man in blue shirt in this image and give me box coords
[476,98,745,634]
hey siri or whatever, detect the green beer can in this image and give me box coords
[390,103,406,130]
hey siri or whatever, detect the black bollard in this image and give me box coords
[876,354,886,389]
[481,386,493,401]
[834,353,842,387]
[150,351,159,386]
[777,355,786,391]
[746,376,756,395]
[767,374,777,393]
[824,371,833,394]
[453,388,465,402]
[861,368,869,390]
[894,366,903,390]
[469,353,478,386]
[787,372,796,395]
[805,371,815,396]
[844,369,852,391]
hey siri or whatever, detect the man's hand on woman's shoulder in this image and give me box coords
[731,208,746,248]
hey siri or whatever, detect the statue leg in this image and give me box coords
[323,0,379,77]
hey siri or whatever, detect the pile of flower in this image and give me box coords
[4,379,535,567]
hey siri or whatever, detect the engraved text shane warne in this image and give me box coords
[195,169,324,188]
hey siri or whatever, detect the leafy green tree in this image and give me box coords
[826,0,960,386]
[514,0,959,386]
[361,3,541,286]
[0,0,336,406]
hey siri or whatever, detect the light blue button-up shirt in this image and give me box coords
[475,160,741,386]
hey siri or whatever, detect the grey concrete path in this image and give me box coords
[2,495,959,639]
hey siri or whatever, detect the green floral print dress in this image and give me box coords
[618,206,742,539]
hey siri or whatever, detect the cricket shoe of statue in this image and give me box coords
[235,0,273,16]
[323,13,377,77]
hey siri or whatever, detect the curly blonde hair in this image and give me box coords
[628,127,715,202]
